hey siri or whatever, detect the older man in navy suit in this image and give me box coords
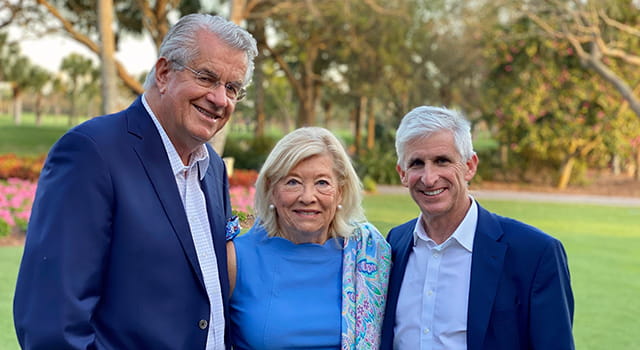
[381,106,574,350]
[14,14,257,349]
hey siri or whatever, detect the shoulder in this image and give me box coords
[232,224,266,247]
[349,222,390,250]
[478,204,562,252]
[205,143,225,168]
[387,218,418,245]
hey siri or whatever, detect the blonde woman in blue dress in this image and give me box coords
[226,127,390,349]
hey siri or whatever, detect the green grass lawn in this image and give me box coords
[0,113,73,156]
[0,246,22,349]
[2,197,638,349]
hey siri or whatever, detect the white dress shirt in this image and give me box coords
[143,94,225,350]
[393,199,478,350]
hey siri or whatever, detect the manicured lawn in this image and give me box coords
[0,246,21,350]
[2,196,639,349]
[0,113,72,156]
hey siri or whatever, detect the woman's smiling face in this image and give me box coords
[272,154,342,244]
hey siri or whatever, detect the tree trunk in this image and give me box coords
[296,87,317,127]
[557,156,575,189]
[69,92,77,126]
[253,19,267,139]
[323,101,333,128]
[209,0,249,156]
[635,147,640,181]
[35,94,43,126]
[611,153,621,175]
[12,88,22,125]
[353,96,366,156]
[366,98,375,150]
[98,0,118,114]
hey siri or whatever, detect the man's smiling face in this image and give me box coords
[396,130,478,222]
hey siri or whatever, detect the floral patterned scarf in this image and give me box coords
[341,222,391,350]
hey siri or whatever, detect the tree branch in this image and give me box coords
[36,0,143,93]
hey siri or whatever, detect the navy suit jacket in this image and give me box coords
[14,97,233,349]
[381,202,574,350]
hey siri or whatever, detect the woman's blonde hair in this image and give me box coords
[254,127,365,239]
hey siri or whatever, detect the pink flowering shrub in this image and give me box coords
[0,178,37,237]
[230,185,255,213]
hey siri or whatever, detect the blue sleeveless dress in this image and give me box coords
[230,225,343,349]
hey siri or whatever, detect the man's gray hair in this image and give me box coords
[143,14,258,90]
[395,106,475,169]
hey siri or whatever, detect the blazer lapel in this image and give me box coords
[381,218,418,348]
[126,97,205,286]
[387,221,416,306]
[200,163,228,287]
[467,203,507,350]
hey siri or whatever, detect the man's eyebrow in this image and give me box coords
[199,67,243,85]
[407,156,423,165]
[197,67,219,78]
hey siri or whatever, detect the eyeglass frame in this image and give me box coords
[171,60,247,102]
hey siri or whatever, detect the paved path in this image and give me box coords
[375,185,640,207]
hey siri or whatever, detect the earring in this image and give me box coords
[337,204,343,210]
[269,204,275,210]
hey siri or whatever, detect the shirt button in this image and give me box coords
[198,319,208,330]
[427,290,433,296]
[423,328,430,334]
[433,252,440,258]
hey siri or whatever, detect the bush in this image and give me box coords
[224,134,278,170]
[0,178,36,236]
[362,175,377,193]
[229,169,258,187]
[354,145,400,185]
[0,153,45,180]
[0,218,9,238]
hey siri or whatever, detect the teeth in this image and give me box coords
[195,105,216,119]
[424,189,444,196]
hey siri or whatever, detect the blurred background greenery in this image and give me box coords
[1,0,639,190]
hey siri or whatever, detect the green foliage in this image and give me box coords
[232,209,249,223]
[354,145,400,185]
[0,220,9,238]
[481,16,640,185]
[361,175,377,193]
[223,133,278,171]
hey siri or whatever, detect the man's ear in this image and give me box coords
[465,153,479,182]
[396,164,409,187]
[154,57,172,92]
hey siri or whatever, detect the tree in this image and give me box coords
[524,0,640,120]
[60,53,95,125]
[521,0,640,182]
[28,66,51,125]
[3,54,36,125]
[14,0,202,94]
[0,32,19,80]
[482,16,639,188]
[98,0,118,114]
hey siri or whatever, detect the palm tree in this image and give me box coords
[60,53,94,125]
[28,66,52,125]
[6,56,33,125]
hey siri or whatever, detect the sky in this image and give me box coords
[8,26,158,75]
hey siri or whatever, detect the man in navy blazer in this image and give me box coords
[13,14,257,349]
[380,106,574,350]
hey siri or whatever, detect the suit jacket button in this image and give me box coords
[199,319,208,330]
